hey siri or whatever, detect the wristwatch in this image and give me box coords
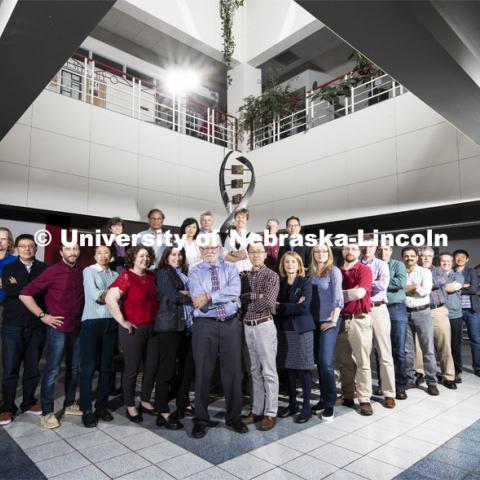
[38,312,46,319]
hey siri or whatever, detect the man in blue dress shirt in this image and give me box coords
[188,234,248,438]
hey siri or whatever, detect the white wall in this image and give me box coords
[246,92,480,231]
[0,90,228,227]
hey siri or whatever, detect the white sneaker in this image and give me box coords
[321,407,335,423]
[25,404,42,416]
[41,413,60,429]
[64,403,82,416]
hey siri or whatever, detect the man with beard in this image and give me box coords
[336,242,374,416]
[20,243,85,429]
[188,234,247,438]
[402,246,439,396]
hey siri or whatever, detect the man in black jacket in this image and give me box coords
[0,234,47,425]
[277,216,311,270]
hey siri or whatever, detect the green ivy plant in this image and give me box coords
[220,0,244,86]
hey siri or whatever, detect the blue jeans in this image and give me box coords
[315,318,342,408]
[462,309,480,372]
[388,303,408,391]
[1,324,45,413]
[41,327,80,415]
[79,318,118,412]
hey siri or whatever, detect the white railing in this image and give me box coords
[249,73,406,150]
[46,54,238,151]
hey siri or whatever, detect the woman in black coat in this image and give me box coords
[154,245,194,429]
[276,251,315,423]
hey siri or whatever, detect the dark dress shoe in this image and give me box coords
[396,391,408,400]
[228,418,248,434]
[415,373,425,386]
[475,370,480,378]
[156,413,184,430]
[82,411,98,428]
[139,404,156,416]
[443,380,457,390]
[125,408,143,423]
[342,398,355,408]
[373,385,383,396]
[96,408,113,422]
[192,423,206,439]
[427,385,440,396]
[278,406,297,418]
[312,401,325,412]
[455,374,462,383]
[295,411,311,424]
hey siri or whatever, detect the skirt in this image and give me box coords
[277,330,314,370]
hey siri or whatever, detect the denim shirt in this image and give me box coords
[311,265,344,323]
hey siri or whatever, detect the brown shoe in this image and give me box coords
[427,385,440,396]
[0,411,13,426]
[242,412,263,425]
[384,397,396,409]
[259,416,276,431]
[359,402,373,416]
[25,404,42,416]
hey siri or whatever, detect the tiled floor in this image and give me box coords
[2,372,480,479]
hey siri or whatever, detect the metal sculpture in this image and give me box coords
[219,151,255,232]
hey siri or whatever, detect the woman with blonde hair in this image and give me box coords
[310,242,343,422]
[276,251,315,423]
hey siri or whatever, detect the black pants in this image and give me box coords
[118,324,158,407]
[1,323,45,413]
[192,317,242,425]
[449,316,463,373]
[79,318,118,412]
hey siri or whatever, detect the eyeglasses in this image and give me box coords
[200,246,219,251]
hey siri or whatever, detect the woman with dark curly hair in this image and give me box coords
[154,244,194,429]
[106,245,159,423]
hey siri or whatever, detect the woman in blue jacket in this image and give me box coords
[154,245,194,430]
[276,251,315,423]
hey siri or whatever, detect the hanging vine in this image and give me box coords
[220,0,244,86]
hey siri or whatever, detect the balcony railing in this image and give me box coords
[46,54,238,151]
[249,73,407,150]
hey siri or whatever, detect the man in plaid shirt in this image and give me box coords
[240,241,280,431]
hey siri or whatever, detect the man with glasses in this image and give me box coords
[138,208,166,265]
[240,242,280,431]
[0,235,47,426]
[188,234,247,438]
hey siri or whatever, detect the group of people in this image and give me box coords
[0,209,479,440]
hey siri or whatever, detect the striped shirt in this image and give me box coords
[82,264,119,321]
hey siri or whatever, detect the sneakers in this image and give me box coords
[25,404,42,416]
[41,413,60,429]
[312,401,325,412]
[359,402,373,416]
[384,397,396,409]
[321,407,335,422]
[0,411,13,426]
[64,403,82,416]
[427,385,440,396]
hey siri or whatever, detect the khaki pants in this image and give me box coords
[335,313,373,403]
[371,304,396,397]
[415,306,455,381]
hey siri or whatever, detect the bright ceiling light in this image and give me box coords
[164,69,200,94]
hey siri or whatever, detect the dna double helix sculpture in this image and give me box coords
[219,151,255,233]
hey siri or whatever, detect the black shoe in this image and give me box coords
[125,408,143,423]
[321,407,335,422]
[138,404,156,416]
[228,419,248,434]
[455,374,462,383]
[82,411,98,428]
[373,385,383,396]
[156,413,184,430]
[312,401,325,412]
[295,411,311,424]
[427,385,440,396]
[278,406,297,418]
[396,391,408,400]
[415,373,425,386]
[443,380,457,390]
[192,423,206,439]
[342,398,355,408]
[95,408,113,422]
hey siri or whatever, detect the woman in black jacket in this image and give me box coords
[276,251,315,423]
[154,245,194,429]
